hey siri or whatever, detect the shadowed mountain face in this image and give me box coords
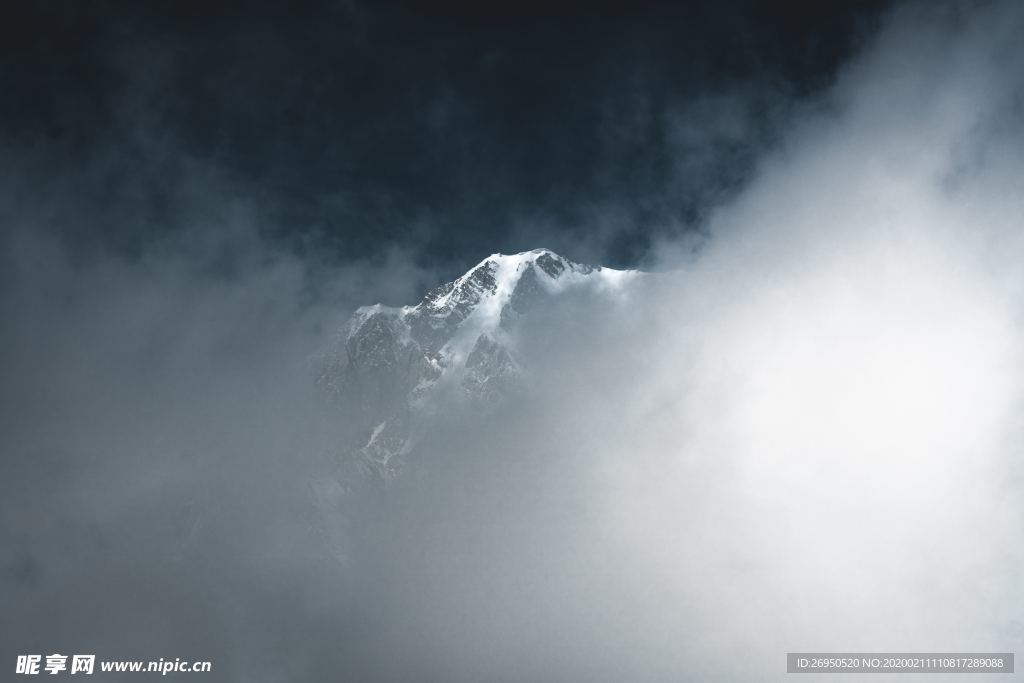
[318,249,640,477]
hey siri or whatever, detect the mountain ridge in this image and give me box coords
[319,248,640,477]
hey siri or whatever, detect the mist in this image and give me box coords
[3,1,1024,681]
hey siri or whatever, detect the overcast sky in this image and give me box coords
[1,0,891,275]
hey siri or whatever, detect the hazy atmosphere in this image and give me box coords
[3,1,1023,680]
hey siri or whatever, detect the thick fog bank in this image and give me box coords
[3,1,1024,681]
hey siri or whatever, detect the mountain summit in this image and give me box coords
[319,249,639,476]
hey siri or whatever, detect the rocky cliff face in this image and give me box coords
[318,248,639,477]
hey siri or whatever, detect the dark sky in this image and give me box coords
[1,0,892,273]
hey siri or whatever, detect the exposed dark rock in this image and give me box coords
[317,249,637,478]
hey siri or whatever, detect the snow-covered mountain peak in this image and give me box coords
[321,249,641,477]
[421,248,634,321]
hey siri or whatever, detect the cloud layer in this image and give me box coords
[3,1,1024,681]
